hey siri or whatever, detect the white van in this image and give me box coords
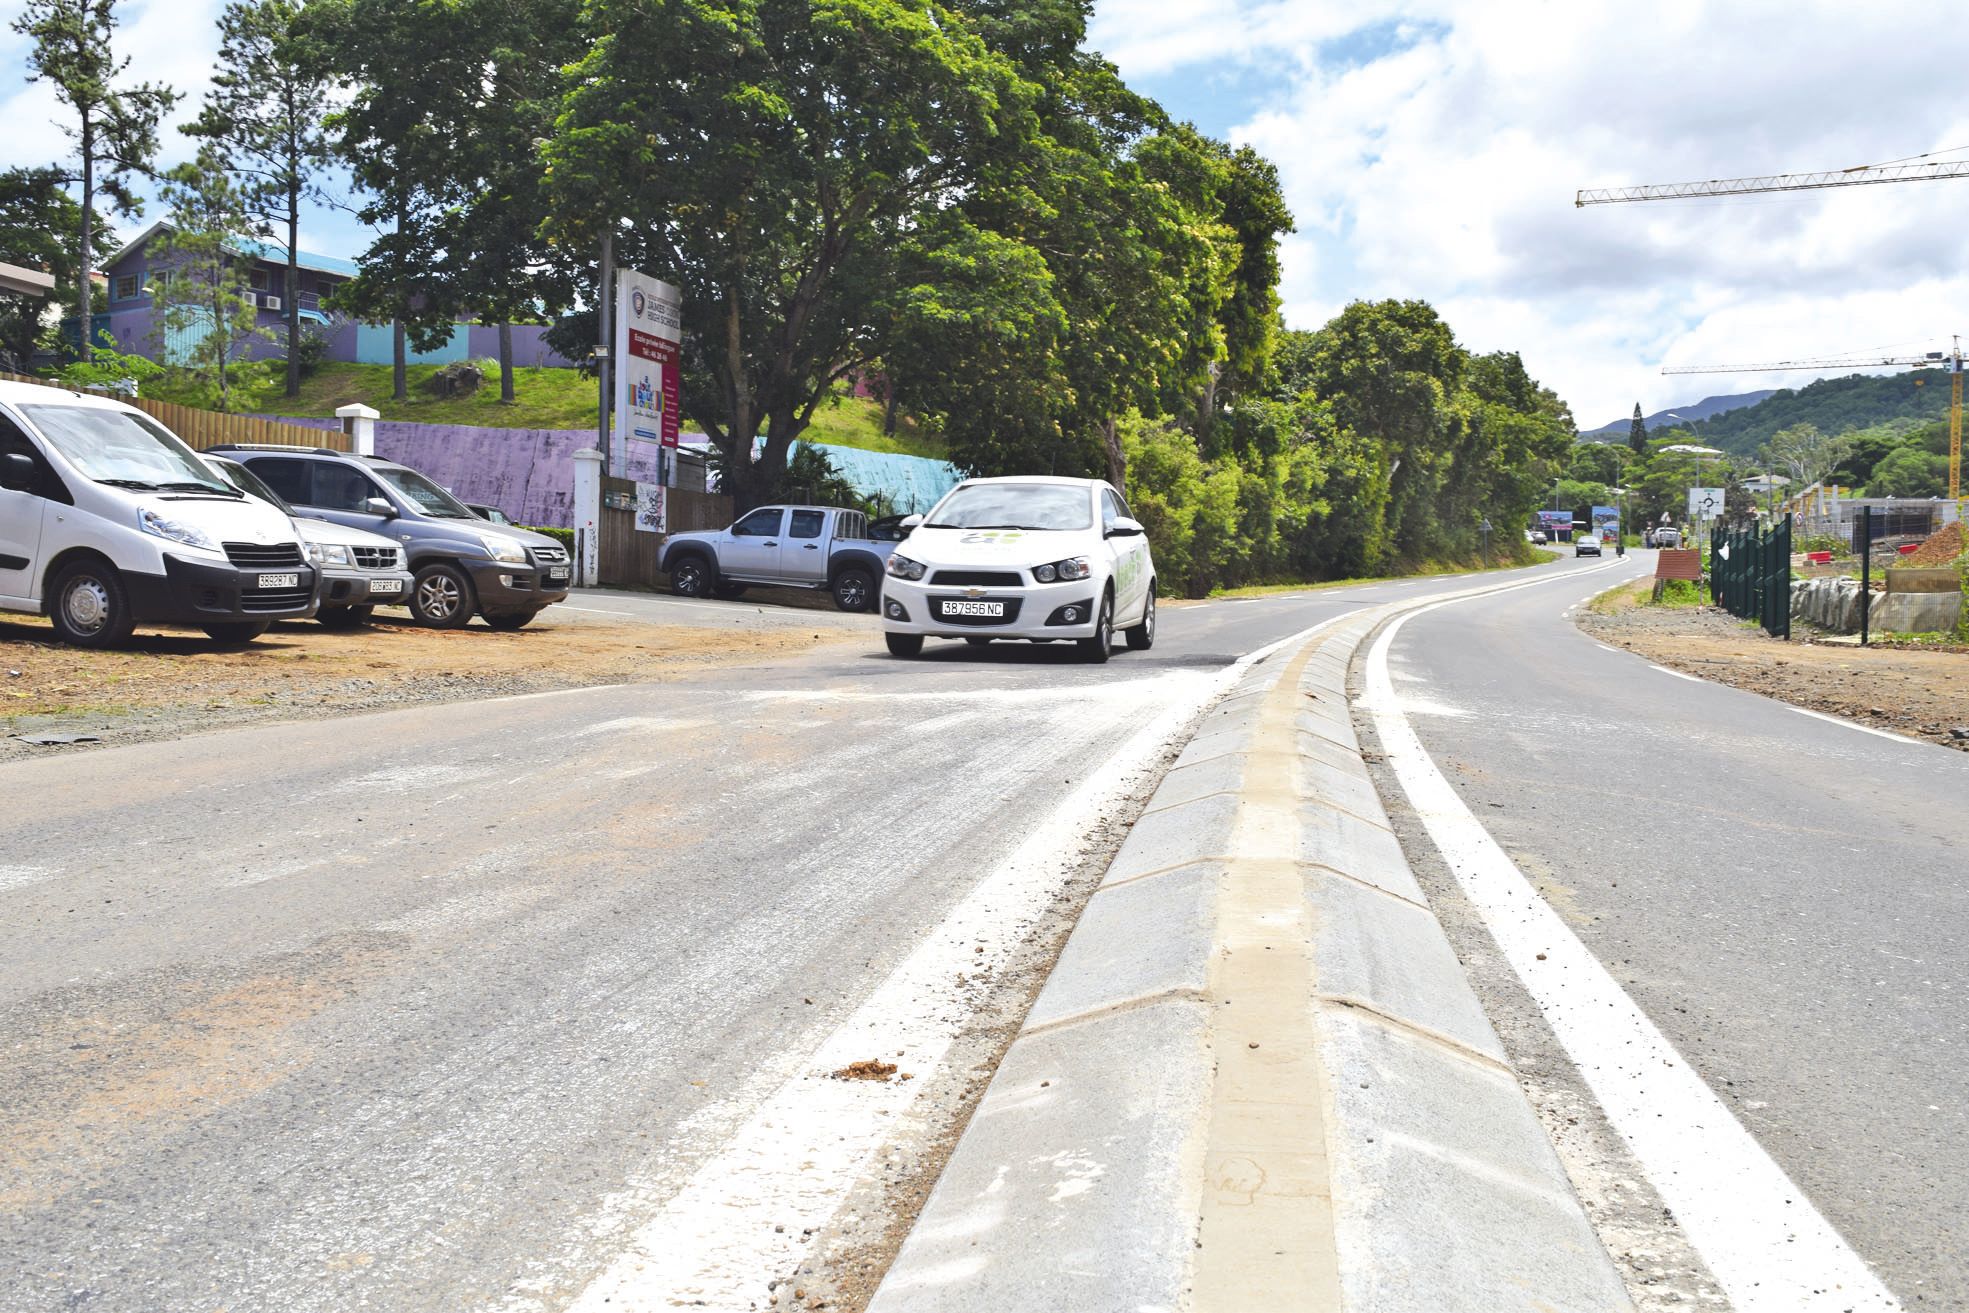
[0,381,320,647]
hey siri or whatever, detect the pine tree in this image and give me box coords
[149,148,272,411]
[12,0,177,362]
[1627,402,1648,456]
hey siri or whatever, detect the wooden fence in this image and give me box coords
[598,477,733,588]
[0,369,346,452]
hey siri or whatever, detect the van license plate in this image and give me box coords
[257,573,299,589]
[368,579,402,595]
[940,599,1003,618]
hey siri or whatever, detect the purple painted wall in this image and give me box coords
[269,417,646,528]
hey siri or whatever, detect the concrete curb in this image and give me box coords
[867,610,1634,1313]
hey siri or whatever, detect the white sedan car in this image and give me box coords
[879,476,1156,663]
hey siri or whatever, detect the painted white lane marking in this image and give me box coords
[1596,644,1619,654]
[559,604,636,616]
[1648,663,1704,683]
[1789,705,1924,746]
[561,616,1346,1312]
[1366,607,1900,1313]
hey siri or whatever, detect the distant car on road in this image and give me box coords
[659,505,890,611]
[879,476,1155,663]
[204,454,412,629]
[466,502,513,526]
[1575,534,1603,557]
[214,444,571,630]
[1650,527,1681,549]
[1529,529,1549,545]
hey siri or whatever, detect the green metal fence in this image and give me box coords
[1710,513,1792,640]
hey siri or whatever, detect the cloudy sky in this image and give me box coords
[7,0,1969,428]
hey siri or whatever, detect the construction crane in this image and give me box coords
[1660,341,1964,499]
[1576,157,1969,206]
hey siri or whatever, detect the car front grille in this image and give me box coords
[224,541,304,568]
[929,570,1022,587]
[352,546,400,570]
[530,543,569,565]
[241,585,314,613]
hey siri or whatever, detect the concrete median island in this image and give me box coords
[868,609,1633,1313]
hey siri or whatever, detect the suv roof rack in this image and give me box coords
[207,442,348,457]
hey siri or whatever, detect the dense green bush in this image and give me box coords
[523,525,575,549]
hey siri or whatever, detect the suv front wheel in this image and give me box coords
[409,562,478,629]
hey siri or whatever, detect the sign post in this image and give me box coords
[612,268,684,479]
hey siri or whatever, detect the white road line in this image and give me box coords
[1648,663,1704,683]
[559,604,636,616]
[1789,705,1925,745]
[1595,644,1619,654]
[560,616,1345,1312]
[1365,606,1900,1313]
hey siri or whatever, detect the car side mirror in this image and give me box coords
[0,451,34,492]
[1106,516,1145,538]
[363,496,396,518]
[900,514,923,530]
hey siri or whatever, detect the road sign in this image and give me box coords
[1687,487,1723,519]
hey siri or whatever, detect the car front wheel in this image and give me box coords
[1125,591,1156,650]
[670,554,713,599]
[1078,593,1113,664]
[885,632,924,658]
[409,562,477,629]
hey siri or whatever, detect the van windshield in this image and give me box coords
[373,465,473,518]
[923,483,1092,531]
[24,404,235,494]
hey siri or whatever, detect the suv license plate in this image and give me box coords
[368,579,403,595]
[548,566,570,581]
[940,599,1003,618]
[257,572,299,589]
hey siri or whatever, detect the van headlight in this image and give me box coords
[886,553,927,581]
[479,533,527,564]
[1033,556,1092,582]
[307,542,351,566]
[138,506,219,553]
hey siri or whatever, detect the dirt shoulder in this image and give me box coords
[1,612,856,763]
[1577,580,1969,751]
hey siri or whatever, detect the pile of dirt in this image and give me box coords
[1902,521,1967,567]
[830,1059,903,1082]
[1578,580,1969,751]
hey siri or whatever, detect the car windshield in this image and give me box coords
[23,404,237,494]
[923,483,1092,532]
[373,465,474,517]
[208,456,292,513]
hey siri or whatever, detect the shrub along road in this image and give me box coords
[0,561,1583,1312]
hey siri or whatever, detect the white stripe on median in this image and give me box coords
[1364,604,1900,1313]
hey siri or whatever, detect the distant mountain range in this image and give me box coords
[1581,390,1778,439]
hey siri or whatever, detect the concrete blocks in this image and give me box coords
[1104,792,1240,883]
[1026,862,1219,1030]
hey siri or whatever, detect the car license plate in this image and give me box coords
[257,572,299,589]
[548,566,570,581]
[940,599,1003,618]
[368,579,403,595]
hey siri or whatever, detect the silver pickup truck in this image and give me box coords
[658,504,895,611]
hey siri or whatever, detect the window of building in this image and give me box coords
[112,274,141,301]
[250,268,269,291]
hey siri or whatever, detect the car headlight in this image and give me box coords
[886,553,927,581]
[1033,556,1092,582]
[479,533,527,564]
[138,506,219,553]
[306,542,352,566]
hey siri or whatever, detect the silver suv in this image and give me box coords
[212,445,571,630]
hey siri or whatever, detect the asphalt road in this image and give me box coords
[1383,558,1967,1307]
[0,562,1572,1312]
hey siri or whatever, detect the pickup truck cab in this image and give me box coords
[660,505,889,612]
[0,381,319,647]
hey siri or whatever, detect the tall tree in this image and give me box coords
[11,0,177,362]
[0,165,102,370]
[1627,401,1648,456]
[185,0,334,399]
[545,0,1035,507]
[1759,421,1850,490]
[149,147,272,410]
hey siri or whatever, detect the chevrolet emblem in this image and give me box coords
[964,587,987,599]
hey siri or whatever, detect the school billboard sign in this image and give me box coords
[613,268,683,472]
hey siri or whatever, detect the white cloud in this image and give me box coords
[1095,0,1969,427]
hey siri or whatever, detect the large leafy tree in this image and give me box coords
[545,0,1035,506]
[185,0,335,399]
[0,166,103,370]
[1758,421,1850,491]
[12,0,178,362]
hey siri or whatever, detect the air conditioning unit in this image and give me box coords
[262,295,282,312]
